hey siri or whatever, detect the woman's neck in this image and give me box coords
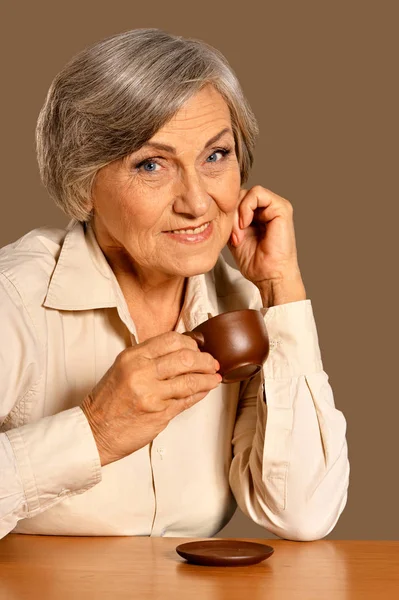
[114,267,187,319]
[89,220,187,320]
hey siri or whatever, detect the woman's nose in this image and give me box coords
[172,170,211,218]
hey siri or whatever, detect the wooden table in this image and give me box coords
[0,535,398,599]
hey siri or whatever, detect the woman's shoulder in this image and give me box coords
[0,223,70,304]
[0,223,68,261]
[211,251,263,312]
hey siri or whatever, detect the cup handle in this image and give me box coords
[182,331,205,348]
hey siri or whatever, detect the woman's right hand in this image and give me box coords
[80,332,221,466]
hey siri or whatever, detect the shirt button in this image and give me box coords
[269,339,281,351]
[157,447,165,460]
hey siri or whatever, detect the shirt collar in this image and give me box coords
[43,219,218,332]
[43,219,116,311]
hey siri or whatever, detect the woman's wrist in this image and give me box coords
[257,274,307,308]
[80,395,113,467]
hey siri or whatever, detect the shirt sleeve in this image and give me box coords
[0,433,26,538]
[0,272,102,540]
[229,298,350,541]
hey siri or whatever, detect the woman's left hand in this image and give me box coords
[227,185,307,304]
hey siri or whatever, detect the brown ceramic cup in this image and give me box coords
[183,309,269,383]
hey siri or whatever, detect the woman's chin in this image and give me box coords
[168,252,220,278]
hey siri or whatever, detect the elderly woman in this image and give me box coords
[0,28,349,541]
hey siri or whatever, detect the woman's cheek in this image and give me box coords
[216,211,235,247]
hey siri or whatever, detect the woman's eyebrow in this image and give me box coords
[141,127,233,154]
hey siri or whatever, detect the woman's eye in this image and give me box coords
[140,160,160,172]
[206,148,231,163]
[133,156,163,173]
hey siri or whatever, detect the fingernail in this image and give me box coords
[239,217,244,229]
[214,359,220,370]
[216,373,223,382]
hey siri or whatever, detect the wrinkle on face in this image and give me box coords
[91,84,242,307]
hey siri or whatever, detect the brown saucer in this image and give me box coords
[175,539,274,567]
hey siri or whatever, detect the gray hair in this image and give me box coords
[36,28,259,222]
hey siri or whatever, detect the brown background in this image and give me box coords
[1,1,398,540]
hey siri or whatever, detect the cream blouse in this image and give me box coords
[0,219,349,540]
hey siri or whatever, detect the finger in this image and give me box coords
[160,372,222,401]
[239,188,248,203]
[134,331,200,360]
[239,190,272,230]
[240,187,291,229]
[229,208,242,246]
[164,390,210,418]
[153,349,219,381]
[230,189,248,246]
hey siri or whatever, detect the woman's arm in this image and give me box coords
[0,269,220,538]
[229,299,349,541]
[0,273,102,539]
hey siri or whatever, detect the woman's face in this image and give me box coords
[91,84,242,280]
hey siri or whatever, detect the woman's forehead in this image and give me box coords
[149,88,233,146]
[168,86,230,124]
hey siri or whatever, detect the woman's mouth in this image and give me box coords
[163,221,213,243]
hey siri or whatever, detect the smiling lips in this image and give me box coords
[167,221,211,234]
[163,220,213,243]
